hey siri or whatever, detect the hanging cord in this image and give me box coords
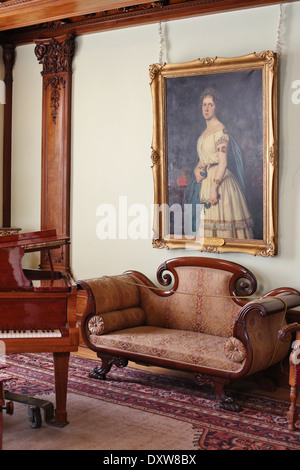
[275,4,283,55]
[266,296,288,368]
[107,274,288,303]
[158,22,164,64]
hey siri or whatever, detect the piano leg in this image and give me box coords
[53,352,70,427]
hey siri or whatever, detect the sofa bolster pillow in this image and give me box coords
[87,307,146,336]
[224,336,246,363]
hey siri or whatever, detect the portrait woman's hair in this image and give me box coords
[199,87,226,126]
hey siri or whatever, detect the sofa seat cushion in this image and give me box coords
[89,326,245,373]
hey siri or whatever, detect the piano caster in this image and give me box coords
[4,390,67,428]
[2,400,14,416]
[28,406,42,429]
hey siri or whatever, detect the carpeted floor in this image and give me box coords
[2,353,300,451]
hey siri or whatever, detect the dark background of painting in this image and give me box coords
[166,68,263,240]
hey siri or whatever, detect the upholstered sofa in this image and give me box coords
[77,257,300,411]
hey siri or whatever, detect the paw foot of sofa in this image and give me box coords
[89,367,107,380]
[89,354,129,380]
[217,392,241,412]
[214,379,241,412]
[194,373,241,412]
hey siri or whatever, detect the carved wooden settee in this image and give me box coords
[77,257,300,410]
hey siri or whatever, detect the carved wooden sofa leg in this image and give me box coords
[287,385,298,431]
[89,354,128,380]
[194,374,241,412]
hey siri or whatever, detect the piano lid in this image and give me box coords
[0,229,70,252]
[0,229,71,289]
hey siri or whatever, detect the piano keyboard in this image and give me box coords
[0,329,62,339]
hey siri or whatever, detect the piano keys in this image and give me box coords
[0,228,79,427]
[0,329,62,338]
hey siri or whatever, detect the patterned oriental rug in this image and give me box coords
[1,353,300,451]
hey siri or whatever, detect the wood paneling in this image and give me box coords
[35,34,75,273]
[2,44,15,227]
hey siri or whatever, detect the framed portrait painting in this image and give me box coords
[150,51,278,256]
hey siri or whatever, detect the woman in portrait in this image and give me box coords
[185,88,253,239]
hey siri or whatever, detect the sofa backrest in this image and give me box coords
[139,266,242,337]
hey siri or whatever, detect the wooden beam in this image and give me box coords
[0,0,152,31]
[2,43,15,227]
[2,0,299,45]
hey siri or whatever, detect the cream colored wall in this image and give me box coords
[11,44,42,232]
[9,2,300,292]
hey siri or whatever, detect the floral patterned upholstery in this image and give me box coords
[139,266,241,337]
[224,337,247,363]
[83,266,247,372]
[245,308,289,375]
[85,275,141,314]
[90,326,245,372]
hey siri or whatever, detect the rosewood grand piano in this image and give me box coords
[0,229,79,427]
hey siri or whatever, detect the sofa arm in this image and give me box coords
[77,274,141,314]
[278,322,300,343]
[77,274,146,347]
[233,293,300,376]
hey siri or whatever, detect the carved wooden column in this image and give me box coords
[34,34,75,273]
[2,43,15,228]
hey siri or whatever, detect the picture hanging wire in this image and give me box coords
[158,7,283,60]
[158,22,164,64]
[275,4,283,55]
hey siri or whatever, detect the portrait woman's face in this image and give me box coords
[201,95,216,121]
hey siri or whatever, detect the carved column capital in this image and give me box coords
[34,34,75,76]
[34,34,75,126]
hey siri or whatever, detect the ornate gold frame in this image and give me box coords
[150,52,278,256]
